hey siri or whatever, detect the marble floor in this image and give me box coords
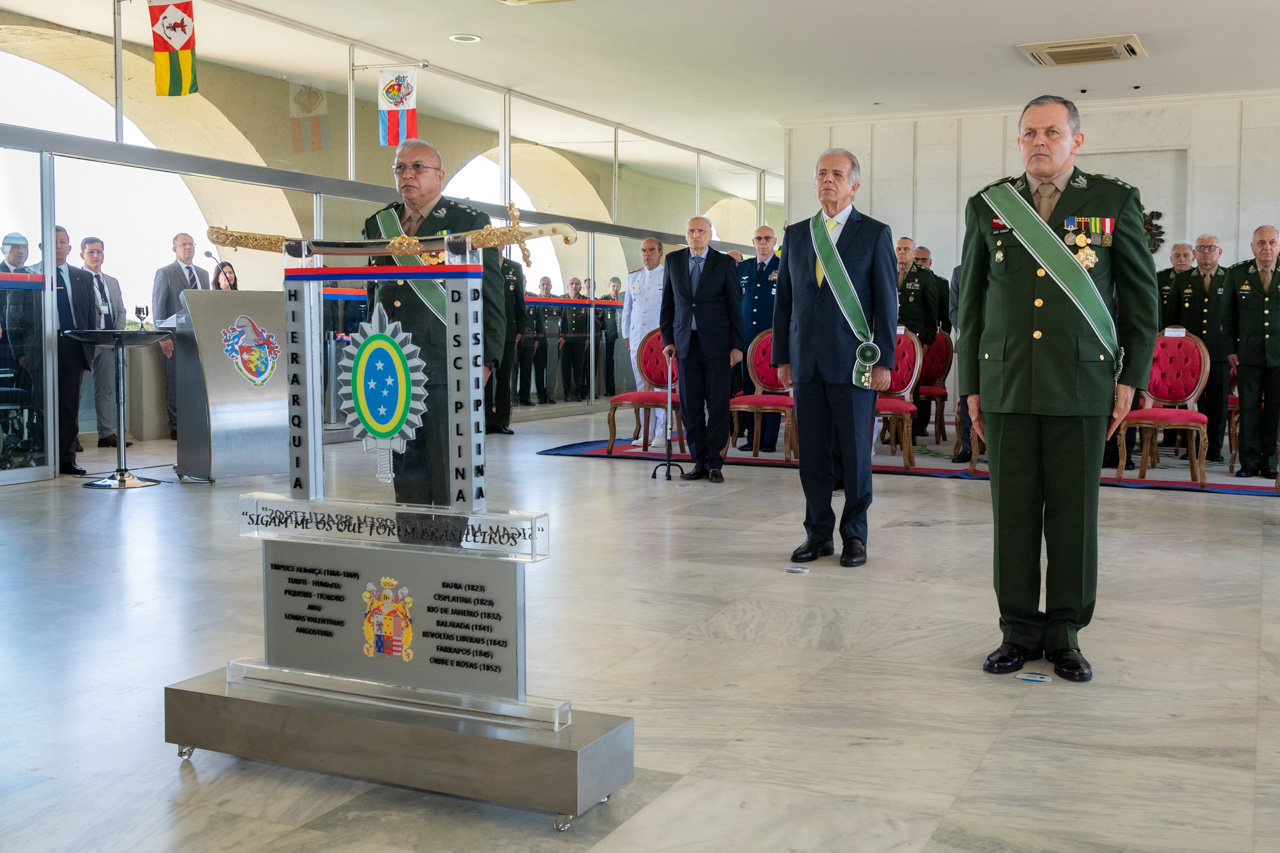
[1,412,1277,852]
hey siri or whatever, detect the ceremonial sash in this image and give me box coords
[811,213,879,389]
[374,208,447,322]
[982,181,1123,377]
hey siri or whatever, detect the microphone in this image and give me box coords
[204,251,216,260]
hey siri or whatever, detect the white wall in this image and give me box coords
[786,92,1280,271]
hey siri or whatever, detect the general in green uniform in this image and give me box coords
[1155,239,1193,328]
[895,248,938,437]
[1168,235,1230,462]
[959,95,1157,683]
[362,139,505,507]
[1227,226,1280,478]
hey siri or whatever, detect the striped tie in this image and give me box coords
[186,266,198,289]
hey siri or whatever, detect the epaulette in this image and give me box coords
[629,266,642,274]
[1086,172,1135,191]
[978,176,1017,193]
[1227,258,1254,271]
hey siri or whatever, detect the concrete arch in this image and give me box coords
[480,144,628,292]
[0,24,299,289]
[704,197,757,246]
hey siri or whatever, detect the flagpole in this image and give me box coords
[113,0,124,143]
[347,44,355,180]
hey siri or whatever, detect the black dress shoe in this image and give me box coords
[1125,459,1136,471]
[680,466,708,481]
[982,641,1042,674]
[951,451,972,464]
[790,538,834,562]
[546,398,557,404]
[840,538,866,567]
[60,463,86,476]
[708,469,724,483]
[518,399,532,406]
[72,440,84,453]
[1237,468,1258,478]
[1265,468,1279,479]
[485,425,500,434]
[97,434,132,448]
[170,429,178,440]
[832,479,844,491]
[737,442,754,451]
[760,444,776,453]
[1206,453,1224,463]
[1046,648,1093,682]
[497,426,514,435]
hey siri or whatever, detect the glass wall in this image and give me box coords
[511,99,614,224]
[700,155,759,246]
[616,132,697,236]
[765,173,786,234]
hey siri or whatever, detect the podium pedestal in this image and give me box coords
[165,669,633,826]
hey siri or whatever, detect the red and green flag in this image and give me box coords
[149,1,198,96]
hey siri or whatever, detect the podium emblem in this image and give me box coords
[362,577,414,661]
[339,304,429,481]
[221,314,281,387]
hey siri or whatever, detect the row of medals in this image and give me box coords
[1065,228,1110,270]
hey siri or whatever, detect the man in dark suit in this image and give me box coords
[959,95,1157,683]
[660,216,744,483]
[738,226,780,452]
[152,232,210,439]
[362,138,505,507]
[47,227,95,475]
[774,149,898,567]
[79,237,130,448]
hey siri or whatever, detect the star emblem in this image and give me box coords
[367,379,377,390]
[375,358,385,370]
[385,376,395,386]
[378,406,387,416]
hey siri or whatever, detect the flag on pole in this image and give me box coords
[149,1,198,96]
[378,70,418,146]
[289,83,331,152]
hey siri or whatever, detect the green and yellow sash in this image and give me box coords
[374,208,447,323]
[811,213,879,389]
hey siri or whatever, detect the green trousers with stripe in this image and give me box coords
[985,411,1107,652]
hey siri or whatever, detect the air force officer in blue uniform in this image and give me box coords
[661,216,744,483]
[738,226,781,451]
[774,149,898,567]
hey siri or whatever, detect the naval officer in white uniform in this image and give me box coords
[621,237,667,446]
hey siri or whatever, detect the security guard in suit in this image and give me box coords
[486,257,525,434]
[895,240,938,437]
[1228,225,1280,478]
[515,280,545,405]
[959,95,1157,683]
[1168,236,1231,462]
[363,139,505,507]
[737,226,781,451]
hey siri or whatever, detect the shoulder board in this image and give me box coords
[1086,172,1135,191]
[1228,258,1254,271]
[629,266,642,274]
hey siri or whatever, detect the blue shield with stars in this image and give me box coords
[351,333,411,439]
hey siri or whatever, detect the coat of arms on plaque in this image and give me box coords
[363,577,414,660]
[221,314,281,387]
[338,304,428,482]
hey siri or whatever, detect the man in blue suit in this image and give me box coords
[661,216,744,483]
[773,149,898,567]
[738,225,781,452]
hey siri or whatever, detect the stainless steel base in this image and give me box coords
[165,669,634,818]
[84,469,163,489]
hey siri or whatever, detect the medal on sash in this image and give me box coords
[810,214,878,389]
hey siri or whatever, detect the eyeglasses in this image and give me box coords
[752,236,776,242]
[392,162,443,176]
[1194,245,1220,252]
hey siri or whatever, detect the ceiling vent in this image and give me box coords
[1018,34,1148,67]
[494,0,575,6]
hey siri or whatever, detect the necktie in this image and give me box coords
[95,274,110,329]
[1262,269,1273,293]
[690,255,703,295]
[816,218,837,286]
[402,211,421,235]
[186,265,198,289]
[55,268,74,331]
[1203,272,1212,293]
[757,261,765,280]
[1034,184,1058,222]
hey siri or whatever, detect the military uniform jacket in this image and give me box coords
[738,254,779,349]
[518,296,544,341]
[898,263,938,345]
[1228,259,1280,367]
[362,197,506,368]
[501,258,526,339]
[931,268,952,334]
[602,302,621,340]
[1156,267,1180,328]
[559,297,594,338]
[536,302,561,340]
[1169,267,1232,361]
[958,167,1158,416]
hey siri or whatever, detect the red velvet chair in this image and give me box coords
[605,330,686,455]
[1117,330,1210,488]
[875,330,923,470]
[916,331,953,445]
[726,330,797,461]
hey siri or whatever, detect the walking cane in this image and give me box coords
[652,352,684,480]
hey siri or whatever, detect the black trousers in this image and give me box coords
[1189,361,1230,459]
[602,334,617,395]
[486,329,517,428]
[162,347,178,431]
[56,336,87,467]
[794,377,874,544]
[516,341,542,403]
[391,381,449,506]
[561,338,586,401]
[1238,363,1280,471]
[676,331,731,471]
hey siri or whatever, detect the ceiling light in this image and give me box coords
[449,34,482,44]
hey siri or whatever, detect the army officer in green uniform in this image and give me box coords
[1157,241,1194,328]
[895,238,938,437]
[363,138,505,506]
[1228,225,1280,479]
[959,95,1157,683]
[1168,234,1231,463]
[485,256,525,435]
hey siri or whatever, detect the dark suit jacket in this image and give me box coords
[62,265,97,367]
[772,207,899,383]
[152,260,210,326]
[660,247,744,361]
